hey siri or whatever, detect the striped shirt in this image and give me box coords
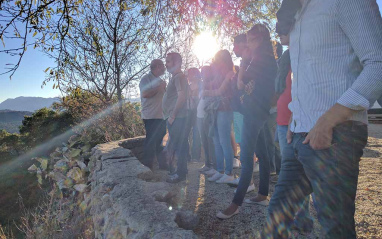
[289,0,382,133]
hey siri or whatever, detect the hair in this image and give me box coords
[247,24,271,41]
[201,65,213,82]
[234,34,247,44]
[273,41,284,59]
[213,49,234,72]
[187,67,201,80]
[167,52,182,67]
[150,59,163,71]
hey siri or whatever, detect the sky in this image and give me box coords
[0,1,381,104]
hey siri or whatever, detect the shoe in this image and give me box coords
[166,174,186,183]
[190,158,199,164]
[270,171,277,176]
[227,177,240,186]
[204,168,218,177]
[234,184,256,193]
[244,198,269,206]
[198,165,210,173]
[208,172,224,182]
[168,170,177,176]
[216,208,239,219]
[271,175,279,184]
[233,157,241,169]
[216,174,235,184]
[253,162,259,172]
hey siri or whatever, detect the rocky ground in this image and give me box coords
[157,123,382,238]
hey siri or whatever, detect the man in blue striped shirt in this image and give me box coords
[264,0,382,238]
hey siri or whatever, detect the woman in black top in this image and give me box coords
[217,24,277,219]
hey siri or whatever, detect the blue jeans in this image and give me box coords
[265,121,368,238]
[277,125,313,231]
[197,117,216,168]
[267,113,281,174]
[167,118,189,177]
[233,112,269,205]
[212,111,234,175]
[191,123,201,160]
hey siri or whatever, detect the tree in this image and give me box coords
[1,0,281,78]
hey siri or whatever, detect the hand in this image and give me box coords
[168,115,175,125]
[160,80,166,90]
[302,116,333,150]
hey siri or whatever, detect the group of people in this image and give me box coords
[139,0,382,238]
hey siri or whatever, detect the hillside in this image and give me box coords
[0,110,33,133]
[0,96,59,112]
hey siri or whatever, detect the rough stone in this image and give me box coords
[88,140,197,238]
[175,210,200,230]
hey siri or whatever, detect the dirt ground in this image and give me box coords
[160,123,382,238]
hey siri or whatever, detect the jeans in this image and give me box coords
[233,112,269,205]
[186,109,201,161]
[142,119,166,169]
[277,125,313,231]
[267,113,281,174]
[197,117,216,168]
[265,121,368,238]
[167,118,189,177]
[212,111,234,175]
[191,120,201,160]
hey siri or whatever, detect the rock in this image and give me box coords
[101,147,133,160]
[54,160,69,173]
[152,190,171,202]
[175,211,199,230]
[74,184,88,192]
[28,164,38,172]
[152,231,198,239]
[67,167,83,183]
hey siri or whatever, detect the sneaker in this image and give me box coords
[204,168,218,177]
[190,158,199,164]
[166,174,186,183]
[198,165,210,173]
[253,162,259,172]
[244,197,269,206]
[233,158,241,169]
[227,177,240,186]
[208,172,224,182]
[234,184,256,193]
[216,174,235,184]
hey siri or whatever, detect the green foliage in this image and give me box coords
[19,108,74,148]
[55,88,145,143]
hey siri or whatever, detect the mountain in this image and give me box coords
[0,110,33,133]
[0,97,60,112]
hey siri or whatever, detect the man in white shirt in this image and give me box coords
[264,0,382,238]
[139,59,166,170]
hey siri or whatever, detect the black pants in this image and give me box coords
[143,119,166,169]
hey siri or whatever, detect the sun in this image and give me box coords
[192,32,219,64]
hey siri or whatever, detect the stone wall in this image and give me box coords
[87,137,198,239]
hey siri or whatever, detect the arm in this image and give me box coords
[168,74,187,124]
[141,81,165,98]
[204,71,235,96]
[335,0,382,110]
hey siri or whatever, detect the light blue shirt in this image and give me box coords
[289,0,382,133]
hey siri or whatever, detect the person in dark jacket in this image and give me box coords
[217,24,277,219]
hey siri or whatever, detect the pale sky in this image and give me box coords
[0,1,381,103]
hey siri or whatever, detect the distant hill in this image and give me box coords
[0,97,60,112]
[0,110,33,133]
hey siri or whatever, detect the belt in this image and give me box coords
[293,132,309,137]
